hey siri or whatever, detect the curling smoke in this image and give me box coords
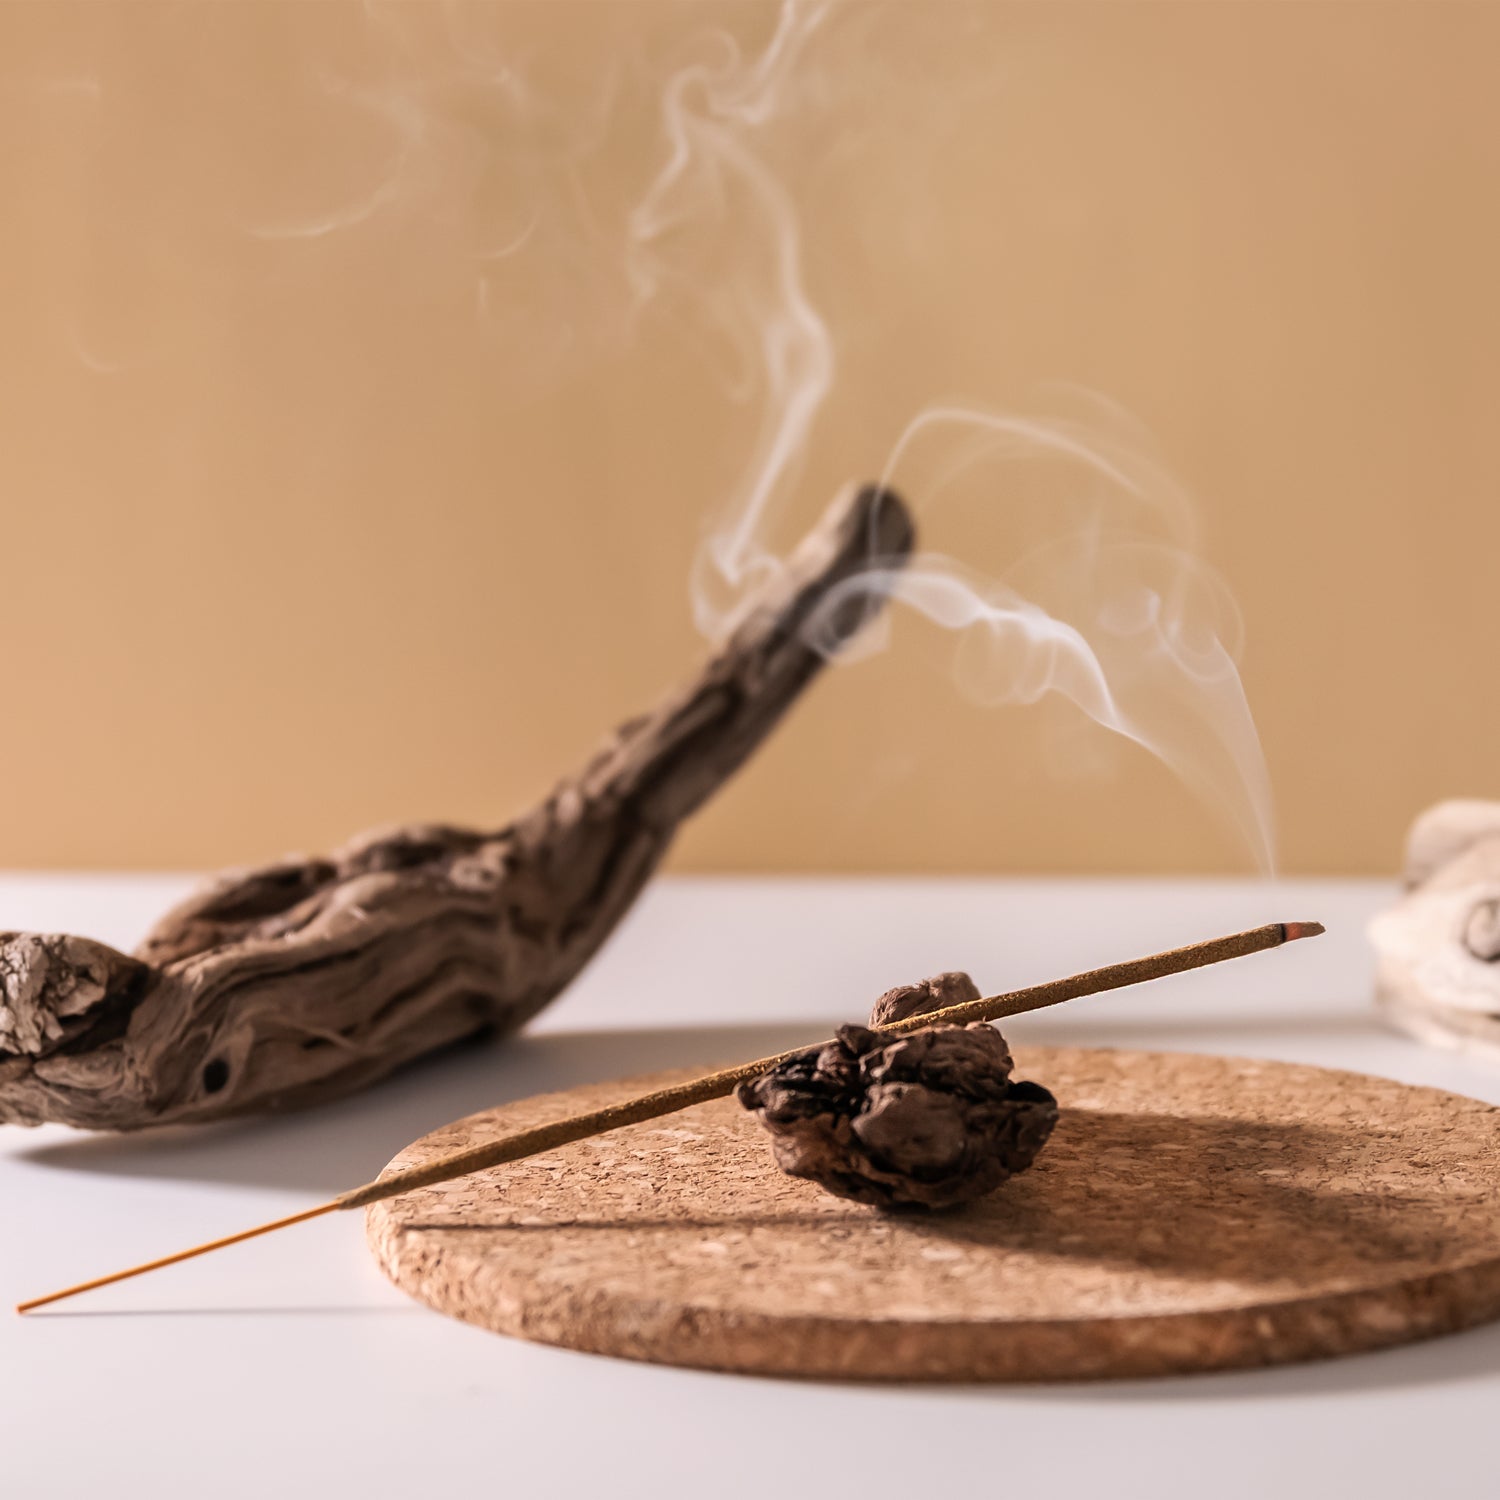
[627,1,835,636]
[629,0,1276,871]
[28,0,1276,870]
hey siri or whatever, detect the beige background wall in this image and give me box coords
[1,0,1496,877]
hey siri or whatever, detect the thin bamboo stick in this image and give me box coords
[16,919,1322,1314]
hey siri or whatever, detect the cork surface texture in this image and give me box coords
[365,1045,1500,1381]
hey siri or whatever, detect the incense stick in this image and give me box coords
[16,919,1323,1313]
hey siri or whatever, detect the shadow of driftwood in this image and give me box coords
[16,1021,815,1194]
[28,1021,1465,1296]
[17,1007,1396,1202]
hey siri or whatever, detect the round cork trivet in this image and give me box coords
[366,1045,1500,1380]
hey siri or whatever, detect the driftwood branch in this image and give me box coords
[0,483,913,1130]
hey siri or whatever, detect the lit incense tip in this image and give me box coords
[1280,921,1326,942]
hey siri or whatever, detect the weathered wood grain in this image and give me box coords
[0,483,912,1130]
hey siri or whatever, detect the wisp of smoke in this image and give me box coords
[815,408,1273,872]
[627,1,836,638]
[30,0,1276,869]
[626,0,1276,871]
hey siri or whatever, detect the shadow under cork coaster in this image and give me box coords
[366,1044,1500,1381]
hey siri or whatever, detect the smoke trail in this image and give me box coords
[24,0,1278,868]
[632,1,1276,869]
[627,1,836,638]
[809,409,1274,871]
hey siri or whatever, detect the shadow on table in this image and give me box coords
[11,1009,1410,1198]
[906,1316,1500,1401]
[17,1021,814,1195]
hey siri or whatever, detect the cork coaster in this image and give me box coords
[366,1046,1500,1381]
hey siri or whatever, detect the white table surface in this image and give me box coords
[5,872,1498,1499]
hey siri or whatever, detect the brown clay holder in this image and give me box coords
[16,919,1323,1313]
